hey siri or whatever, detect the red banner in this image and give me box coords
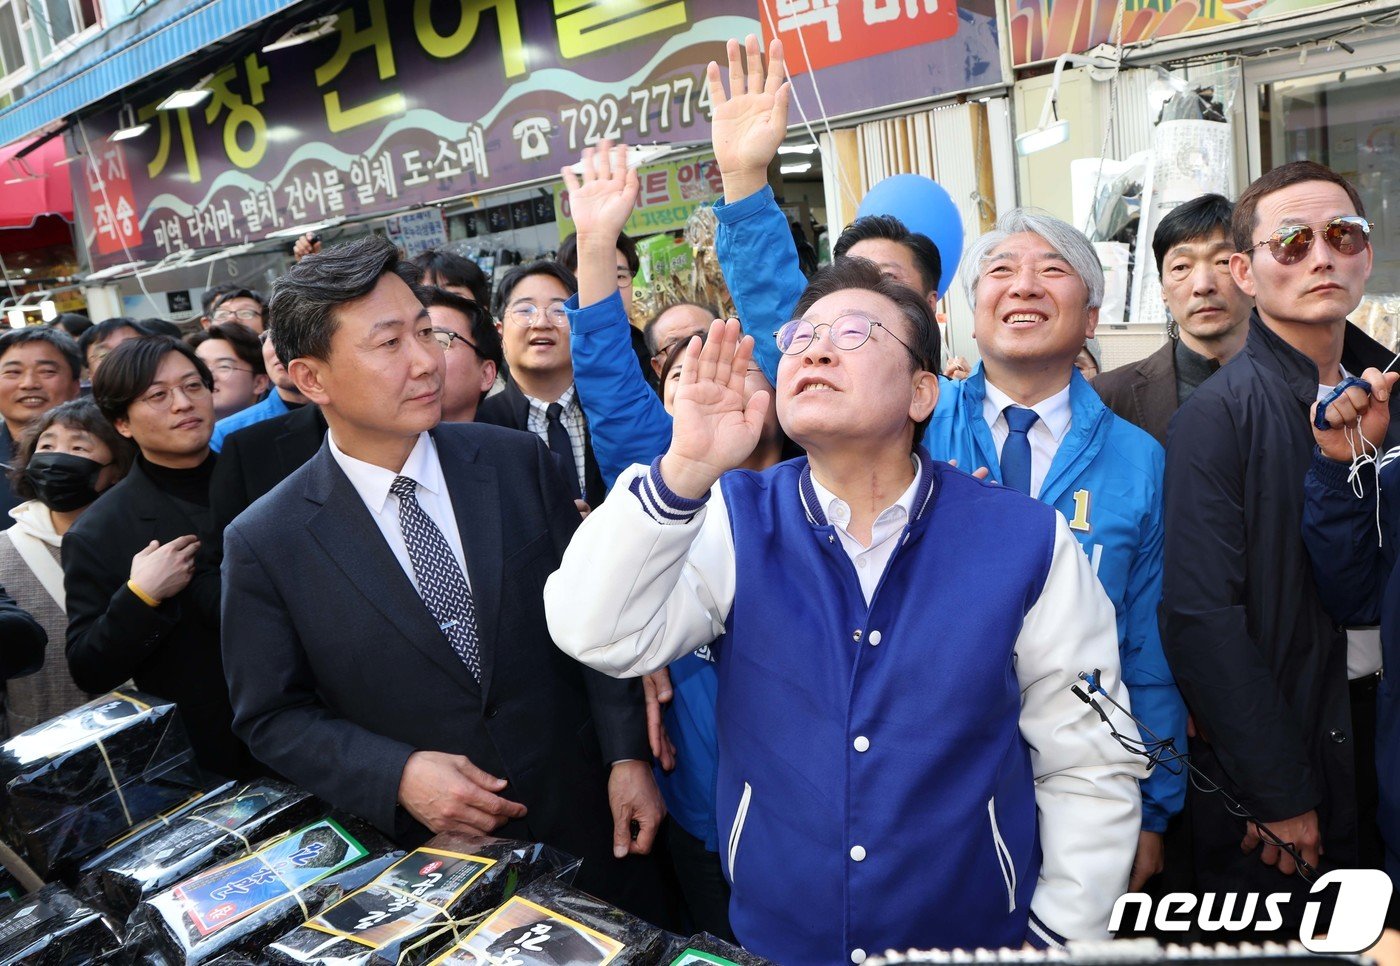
[83,143,143,257]
[760,0,959,75]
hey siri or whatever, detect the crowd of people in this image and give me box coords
[0,34,1394,966]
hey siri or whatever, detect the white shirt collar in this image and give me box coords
[327,430,443,516]
[983,379,1074,443]
[808,456,922,534]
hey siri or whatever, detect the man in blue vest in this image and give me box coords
[704,36,1186,894]
[545,257,1145,965]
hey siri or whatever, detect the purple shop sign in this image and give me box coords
[75,0,999,270]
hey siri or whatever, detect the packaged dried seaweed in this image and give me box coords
[0,883,120,963]
[124,815,396,964]
[0,692,205,880]
[653,934,776,965]
[426,876,663,965]
[78,779,323,920]
[267,834,578,966]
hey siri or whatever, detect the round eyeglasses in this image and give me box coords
[1252,216,1372,266]
[776,313,926,368]
[506,303,569,327]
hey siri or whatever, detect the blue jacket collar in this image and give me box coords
[954,363,1113,504]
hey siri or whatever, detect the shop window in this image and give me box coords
[23,0,102,61]
[1259,65,1400,339]
[0,0,29,86]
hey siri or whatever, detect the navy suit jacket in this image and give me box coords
[219,422,647,896]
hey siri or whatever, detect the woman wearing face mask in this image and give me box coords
[0,399,132,735]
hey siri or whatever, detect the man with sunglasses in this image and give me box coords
[1162,161,1399,910]
[546,258,1146,963]
[424,287,503,424]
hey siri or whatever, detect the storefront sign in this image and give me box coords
[1011,0,1350,65]
[75,0,999,270]
[763,0,960,75]
[554,154,724,239]
[386,208,448,257]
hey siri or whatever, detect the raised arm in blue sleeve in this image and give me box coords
[568,290,673,488]
[714,185,809,387]
[1301,448,1393,626]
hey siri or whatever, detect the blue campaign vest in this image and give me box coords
[714,453,1060,965]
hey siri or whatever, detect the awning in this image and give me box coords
[0,137,75,229]
[0,0,303,149]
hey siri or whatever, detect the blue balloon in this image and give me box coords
[856,175,965,298]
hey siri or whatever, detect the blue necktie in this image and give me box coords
[390,476,482,681]
[1000,407,1040,495]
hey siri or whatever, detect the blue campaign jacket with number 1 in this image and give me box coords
[925,366,1186,831]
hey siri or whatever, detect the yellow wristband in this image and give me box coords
[127,580,160,608]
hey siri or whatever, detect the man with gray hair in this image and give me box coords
[926,208,1187,893]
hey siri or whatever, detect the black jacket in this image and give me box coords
[62,460,256,778]
[211,403,327,535]
[1161,312,1400,867]
[0,425,19,520]
[0,583,45,682]
[220,423,650,908]
[476,380,607,507]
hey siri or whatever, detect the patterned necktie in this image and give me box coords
[999,406,1040,496]
[389,475,482,681]
[546,402,581,499]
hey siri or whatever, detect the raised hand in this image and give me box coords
[1311,366,1398,463]
[660,318,771,499]
[708,35,792,202]
[561,140,639,244]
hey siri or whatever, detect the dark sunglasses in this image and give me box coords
[1251,216,1372,265]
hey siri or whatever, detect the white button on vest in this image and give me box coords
[850,844,866,861]
[851,949,867,964]
[853,736,870,752]
[868,630,882,646]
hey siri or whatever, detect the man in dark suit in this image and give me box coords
[1093,194,1251,445]
[210,402,327,535]
[220,236,666,919]
[476,261,607,506]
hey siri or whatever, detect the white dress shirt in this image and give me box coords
[327,430,471,591]
[808,458,921,603]
[982,380,1073,499]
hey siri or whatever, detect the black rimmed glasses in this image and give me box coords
[776,313,926,368]
[1252,216,1372,265]
[432,328,483,357]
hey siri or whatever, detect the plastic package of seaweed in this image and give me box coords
[78,779,323,921]
[426,876,664,965]
[651,933,777,965]
[0,691,205,880]
[0,883,120,962]
[266,833,579,966]
[124,815,396,964]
